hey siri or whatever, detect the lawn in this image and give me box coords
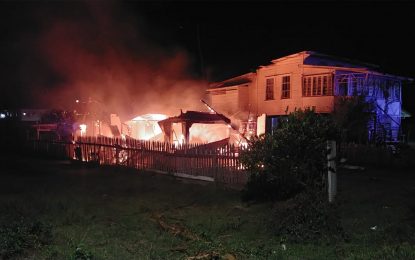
[1,155,415,259]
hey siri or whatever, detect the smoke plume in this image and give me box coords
[30,2,207,120]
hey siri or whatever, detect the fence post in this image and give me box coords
[327,140,337,203]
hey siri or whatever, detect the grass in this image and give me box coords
[0,155,415,259]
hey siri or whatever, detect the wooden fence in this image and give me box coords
[28,137,248,187]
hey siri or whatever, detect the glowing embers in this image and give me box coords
[79,124,87,136]
[131,114,168,121]
[189,123,230,143]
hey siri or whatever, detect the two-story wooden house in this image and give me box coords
[207,51,410,142]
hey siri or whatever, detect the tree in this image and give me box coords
[332,96,375,144]
[41,109,76,141]
[240,108,338,201]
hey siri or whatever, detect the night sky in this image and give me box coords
[1,1,415,114]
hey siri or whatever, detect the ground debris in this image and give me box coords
[223,253,237,260]
[232,205,249,212]
[186,251,220,260]
[185,252,236,260]
[340,164,365,171]
[150,213,200,241]
[170,245,187,253]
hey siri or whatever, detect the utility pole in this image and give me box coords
[327,140,337,203]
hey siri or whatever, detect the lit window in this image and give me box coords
[281,76,290,99]
[265,78,274,100]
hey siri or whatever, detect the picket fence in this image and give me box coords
[29,137,249,188]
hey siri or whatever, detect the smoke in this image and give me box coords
[30,2,207,120]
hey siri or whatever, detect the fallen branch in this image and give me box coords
[151,213,200,241]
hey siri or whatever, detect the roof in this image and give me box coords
[271,51,379,69]
[158,111,231,126]
[208,72,255,89]
[210,51,413,84]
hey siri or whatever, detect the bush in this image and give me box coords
[241,168,303,202]
[240,108,338,202]
[272,191,346,243]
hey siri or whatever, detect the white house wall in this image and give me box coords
[238,85,250,113]
[210,88,239,115]
[255,58,336,116]
[207,51,407,142]
[209,85,251,117]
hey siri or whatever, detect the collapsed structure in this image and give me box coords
[158,110,231,144]
[207,51,411,142]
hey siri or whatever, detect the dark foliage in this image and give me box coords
[391,143,415,169]
[241,169,303,202]
[272,191,347,243]
[240,108,338,202]
[332,96,375,144]
[240,109,346,243]
[41,109,76,141]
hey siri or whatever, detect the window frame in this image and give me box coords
[281,75,291,99]
[265,77,275,100]
[303,74,333,97]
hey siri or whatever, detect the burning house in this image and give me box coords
[207,51,412,142]
[157,110,232,145]
[124,114,167,141]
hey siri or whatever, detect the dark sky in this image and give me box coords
[1,1,414,113]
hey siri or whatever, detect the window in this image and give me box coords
[393,82,401,100]
[265,78,274,100]
[303,77,312,96]
[322,76,328,95]
[303,74,333,97]
[358,78,367,95]
[312,77,317,96]
[351,78,358,95]
[317,76,322,95]
[281,76,290,99]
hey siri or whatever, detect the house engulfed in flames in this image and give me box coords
[206,51,412,142]
[124,114,167,141]
[124,111,242,146]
